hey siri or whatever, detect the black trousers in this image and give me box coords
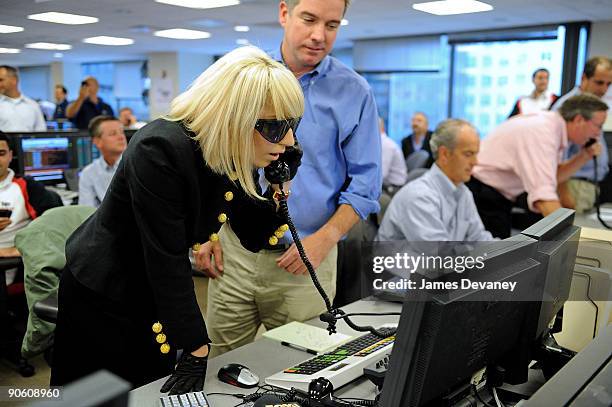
[50,269,175,387]
[466,177,514,239]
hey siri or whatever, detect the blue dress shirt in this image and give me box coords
[271,48,382,238]
[376,165,494,242]
[78,156,121,208]
[551,87,609,181]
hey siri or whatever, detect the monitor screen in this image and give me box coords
[521,210,580,340]
[21,137,70,182]
[379,235,545,407]
[380,210,580,407]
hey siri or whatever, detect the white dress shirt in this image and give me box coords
[0,94,46,132]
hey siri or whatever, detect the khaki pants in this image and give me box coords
[568,179,597,214]
[206,224,337,357]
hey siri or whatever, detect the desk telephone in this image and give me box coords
[585,138,611,229]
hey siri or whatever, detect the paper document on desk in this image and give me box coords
[588,208,612,222]
[580,226,612,242]
[263,321,353,354]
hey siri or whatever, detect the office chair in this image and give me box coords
[0,256,35,376]
[334,216,379,308]
[15,205,96,362]
[62,168,81,192]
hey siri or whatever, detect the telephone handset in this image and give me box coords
[264,159,291,185]
[584,138,597,148]
[264,143,302,186]
[583,138,611,229]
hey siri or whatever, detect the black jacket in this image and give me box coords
[66,119,284,352]
[401,131,434,168]
[401,131,433,159]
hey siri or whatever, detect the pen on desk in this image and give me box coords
[280,341,318,355]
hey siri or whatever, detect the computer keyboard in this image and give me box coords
[159,391,210,407]
[265,328,396,392]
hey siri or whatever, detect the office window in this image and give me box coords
[363,72,449,143]
[451,32,564,136]
[82,61,149,121]
[82,62,115,110]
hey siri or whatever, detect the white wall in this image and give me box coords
[589,21,612,131]
[148,52,179,120]
[49,61,81,101]
[589,21,612,58]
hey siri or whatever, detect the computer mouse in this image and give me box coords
[217,363,259,388]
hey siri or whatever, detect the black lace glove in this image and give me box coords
[160,352,208,395]
[264,142,303,184]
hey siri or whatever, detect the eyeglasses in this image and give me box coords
[255,117,301,144]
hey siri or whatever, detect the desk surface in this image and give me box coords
[574,204,612,230]
[129,300,401,407]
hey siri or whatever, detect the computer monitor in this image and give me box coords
[20,137,71,183]
[521,208,580,339]
[523,324,612,407]
[379,234,545,407]
[27,370,129,407]
[380,210,581,407]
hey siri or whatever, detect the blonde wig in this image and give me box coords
[167,45,304,198]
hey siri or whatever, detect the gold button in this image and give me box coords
[209,233,219,242]
[192,243,201,252]
[152,322,162,333]
[156,333,167,344]
[224,191,234,201]
[279,224,289,232]
[218,213,227,223]
[274,230,285,238]
[229,173,238,181]
[160,343,171,354]
[269,236,278,246]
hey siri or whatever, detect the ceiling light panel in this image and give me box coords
[154,28,211,39]
[26,42,72,50]
[412,0,493,16]
[234,25,249,32]
[83,36,134,46]
[28,12,99,25]
[155,0,240,9]
[0,48,20,54]
[0,24,24,33]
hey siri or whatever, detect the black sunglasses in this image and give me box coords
[255,118,301,144]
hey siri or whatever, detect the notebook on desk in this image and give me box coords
[263,321,353,354]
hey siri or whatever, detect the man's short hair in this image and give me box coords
[532,68,549,79]
[558,93,609,122]
[0,131,14,151]
[413,111,428,121]
[583,56,612,79]
[88,115,117,138]
[55,84,67,95]
[0,65,18,79]
[283,0,351,15]
[430,119,475,160]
